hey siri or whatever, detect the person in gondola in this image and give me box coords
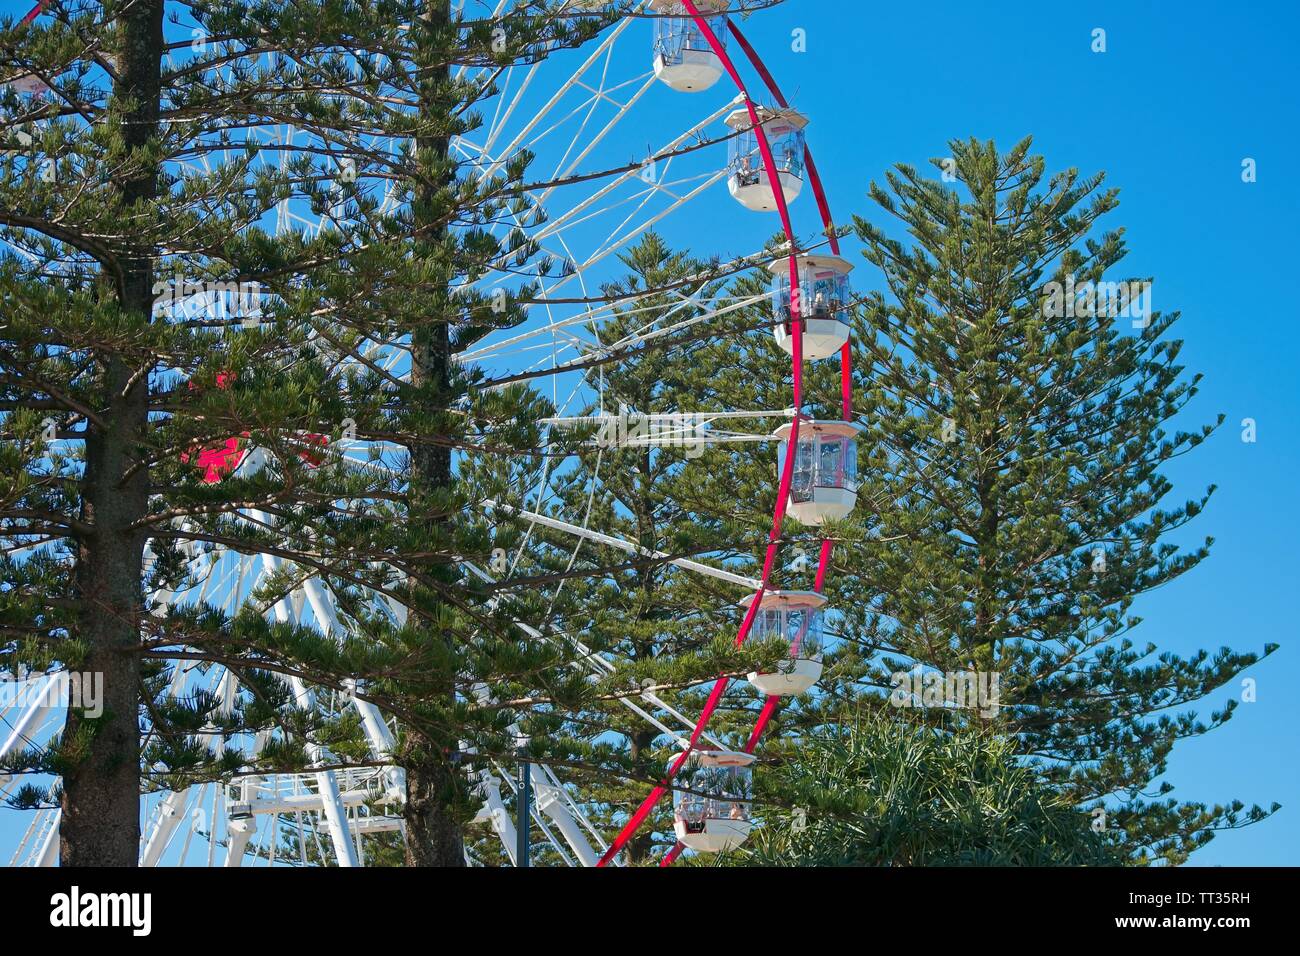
[812,289,828,316]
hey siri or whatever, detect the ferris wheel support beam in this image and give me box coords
[527,100,735,246]
[237,492,590,867]
[483,501,761,590]
[541,72,660,204]
[33,809,59,867]
[469,682,600,866]
[496,590,724,749]
[294,575,405,801]
[8,807,61,868]
[543,407,792,425]
[0,674,59,781]
[155,516,358,868]
[479,15,638,182]
[296,576,401,759]
[1,677,60,865]
[140,563,233,867]
[139,789,189,867]
[468,559,730,750]
[238,461,403,793]
[231,788,377,815]
[458,276,773,368]
[267,586,361,869]
[550,167,731,288]
[543,408,791,450]
[230,520,357,868]
[224,815,257,868]
[528,764,598,867]
[476,773,521,865]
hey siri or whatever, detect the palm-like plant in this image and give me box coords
[714,711,1122,866]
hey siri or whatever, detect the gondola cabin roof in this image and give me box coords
[773,420,864,442]
[739,589,828,611]
[681,748,756,769]
[765,253,855,276]
[723,105,809,132]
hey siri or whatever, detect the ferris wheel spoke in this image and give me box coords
[478,15,637,181]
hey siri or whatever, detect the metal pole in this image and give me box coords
[517,751,531,867]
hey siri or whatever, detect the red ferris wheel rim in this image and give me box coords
[597,2,854,867]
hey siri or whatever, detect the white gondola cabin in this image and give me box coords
[650,0,727,93]
[725,106,807,212]
[768,254,854,360]
[672,748,754,853]
[775,420,862,525]
[5,75,51,96]
[742,590,826,696]
[2,75,47,157]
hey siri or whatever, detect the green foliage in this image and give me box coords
[716,710,1122,866]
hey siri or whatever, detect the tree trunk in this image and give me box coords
[60,0,164,867]
[402,0,465,867]
[402,742,465,866]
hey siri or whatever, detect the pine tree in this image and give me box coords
[541,233,747,863]
[540,231,853,863]
[822,136,1278,863]
[1,0,177,867]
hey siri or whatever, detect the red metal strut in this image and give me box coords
[604,10,859,869]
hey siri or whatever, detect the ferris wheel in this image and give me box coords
[0,0,860,867]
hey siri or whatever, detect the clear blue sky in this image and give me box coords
[2,0,1294,866]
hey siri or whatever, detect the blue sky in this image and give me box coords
[2,0,1295,866]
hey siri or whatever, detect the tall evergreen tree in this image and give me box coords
[557,142,1279,865]
[0,0,215,867]
[820,136,1278,863]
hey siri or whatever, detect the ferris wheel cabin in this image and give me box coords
[672,748,755,853]
[649,0,728,93]
[768,254,854,360]
[725,106,808,212]
[774,420,862,526]
[742,589,827,696]
[1,74,45,156]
